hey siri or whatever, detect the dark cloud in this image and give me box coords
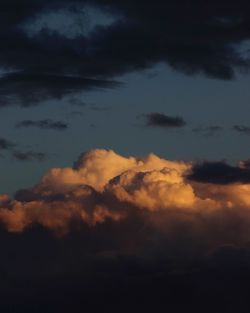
[233,125,250,135]
[192,126,223,137]
[12,150,47,161]
[0,0,250,105]
[16,119,68,130]
[0,71,120,107]
[0,137,46,161]
[0,217,249,313]
[144,113,186,128]
[188,161,250,184]
[0,137,15,150]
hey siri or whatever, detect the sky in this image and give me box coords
[2,1,250,312]
[2,65,250,194]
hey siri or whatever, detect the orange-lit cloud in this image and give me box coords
[1,149,250,247]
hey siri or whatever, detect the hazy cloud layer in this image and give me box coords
[192,125,223,137]
[0,71,120,106]
[16,119,68,130]
[12,150,47,161]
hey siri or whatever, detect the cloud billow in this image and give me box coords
[1,148,250,248]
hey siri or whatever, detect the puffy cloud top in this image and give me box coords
[1,149,250,248]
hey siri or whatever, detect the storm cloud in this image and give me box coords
[0,0,250,105]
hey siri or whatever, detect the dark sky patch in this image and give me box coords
[90,105,112,112]
[68,98,87,107]
[69,110,84,117]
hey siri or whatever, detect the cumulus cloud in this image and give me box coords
[1,148,250,254]
[2,149,250,311]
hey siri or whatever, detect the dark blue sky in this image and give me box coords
[1,63,250,194]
